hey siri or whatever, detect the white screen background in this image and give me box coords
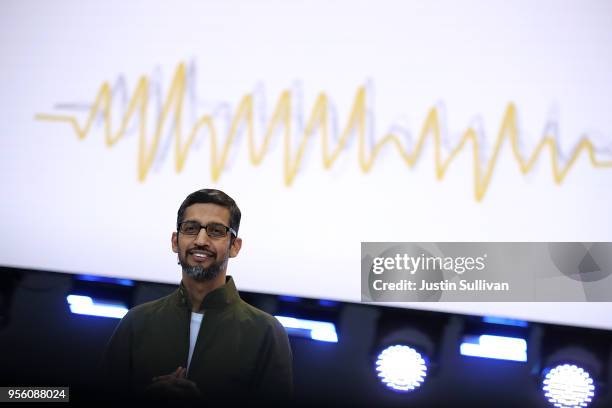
[1,0,611,329]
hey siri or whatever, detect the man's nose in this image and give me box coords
[194,227,211,246]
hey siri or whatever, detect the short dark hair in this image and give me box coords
[177,189,241,236]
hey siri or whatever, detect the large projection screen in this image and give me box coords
[2,0,611,329]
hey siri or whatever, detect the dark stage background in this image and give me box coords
[1,267,611,407]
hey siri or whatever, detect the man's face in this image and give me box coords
[171,203,242,281]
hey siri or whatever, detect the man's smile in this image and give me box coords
[189,249,215,262]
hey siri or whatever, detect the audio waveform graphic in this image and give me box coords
[35,62,612,201]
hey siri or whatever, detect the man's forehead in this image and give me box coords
[183,203,231,223]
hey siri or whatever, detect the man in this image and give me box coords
[100,189,293,403]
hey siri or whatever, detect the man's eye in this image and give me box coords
[183,223,199,233]
[208,225,226,236]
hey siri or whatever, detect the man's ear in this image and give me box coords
[229,237,242,258]
[171,232,179,253]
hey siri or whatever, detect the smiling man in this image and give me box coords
[100,189,294,403]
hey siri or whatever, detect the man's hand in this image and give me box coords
[152,366,187,383]
[146,367,202,400]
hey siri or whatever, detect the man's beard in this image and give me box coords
[178,247,229,281]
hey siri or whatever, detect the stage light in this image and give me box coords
[542,364,595,408]
[460,334,527,362]
[67,274,134,319]
[375,344,428,392]
[370,308,447,395]
[66,294,128,319]
[482,316,528,327]
[274,315,338,343]
[536,325,612,408]
[460,315,529,363]
[76,274,134,287]
[264,294,341,343]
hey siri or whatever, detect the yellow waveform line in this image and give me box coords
[35,62,612,201]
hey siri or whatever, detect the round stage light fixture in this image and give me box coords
[375,344,428,393]
[542,364,595,408]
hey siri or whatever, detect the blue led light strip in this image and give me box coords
[66,294,128,319]
[460,334,527,362]
[274,315,338,343]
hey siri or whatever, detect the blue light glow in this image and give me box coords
[278,295,302,303]
[317,299,340,307]
[482,316,528,327]
[460,334,527,362]
[375,345,427,392]
[542,364,595,408]
[66,294,128,319]
[76,274,135,287]
[274,315,338,343]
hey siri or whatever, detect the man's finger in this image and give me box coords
[152,366,184,382]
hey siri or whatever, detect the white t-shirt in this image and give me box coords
[187,312,204,371]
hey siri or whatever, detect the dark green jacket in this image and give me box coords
[100,276,293,401]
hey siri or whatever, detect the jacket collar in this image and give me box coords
[176,275,240,311]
